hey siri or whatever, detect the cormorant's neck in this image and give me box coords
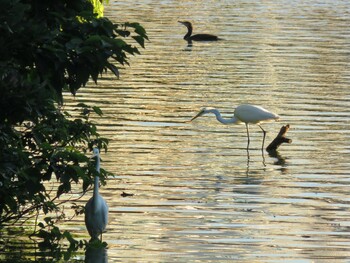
[184,25,193,40]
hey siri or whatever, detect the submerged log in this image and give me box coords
[266,124,292,151]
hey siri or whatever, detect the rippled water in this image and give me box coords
[2,0,350,262]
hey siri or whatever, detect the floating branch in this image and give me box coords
[266,124,292,152]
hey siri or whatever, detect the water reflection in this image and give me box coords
[85,247,108,263]
[268,150,288,168]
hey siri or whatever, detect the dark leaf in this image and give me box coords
[106,62,119,78]
[92,106,103,116]
[132,35,145,48]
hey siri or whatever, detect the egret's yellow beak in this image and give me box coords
[190,110,204,122]
[90,150,99,159]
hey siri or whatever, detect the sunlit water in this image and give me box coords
[2,0,350,262]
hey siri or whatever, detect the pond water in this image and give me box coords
[2,0,350,262]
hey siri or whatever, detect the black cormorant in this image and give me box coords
[178,21,221,42]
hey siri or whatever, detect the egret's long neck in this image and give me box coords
[210,109,240,124]
[93,157,100,199]
[93,175,99,198]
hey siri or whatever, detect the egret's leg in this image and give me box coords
[245,123,250,149]
[258,124,266,150]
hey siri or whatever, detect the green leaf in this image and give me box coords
[132,35,145,48]
[106,62,119,78]
[85,35,102,46]
[92,106,103,116]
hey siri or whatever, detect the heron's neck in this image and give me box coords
[184,25,192,39]
[210,109,239,124]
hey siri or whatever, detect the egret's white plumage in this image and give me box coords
[85,148,108,241]
[191,104,280,149]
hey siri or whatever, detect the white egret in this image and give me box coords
[85,148,108,241]
[190,104,280,149]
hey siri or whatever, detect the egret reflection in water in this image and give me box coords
[85,246,108,263]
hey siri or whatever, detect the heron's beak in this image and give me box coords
[190,111,203,122]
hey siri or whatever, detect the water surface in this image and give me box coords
[2,0,350,262]
[82,1,350,261]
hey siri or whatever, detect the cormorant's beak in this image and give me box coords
[178,21,185,25]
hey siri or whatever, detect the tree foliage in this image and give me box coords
[0,0,147,259]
